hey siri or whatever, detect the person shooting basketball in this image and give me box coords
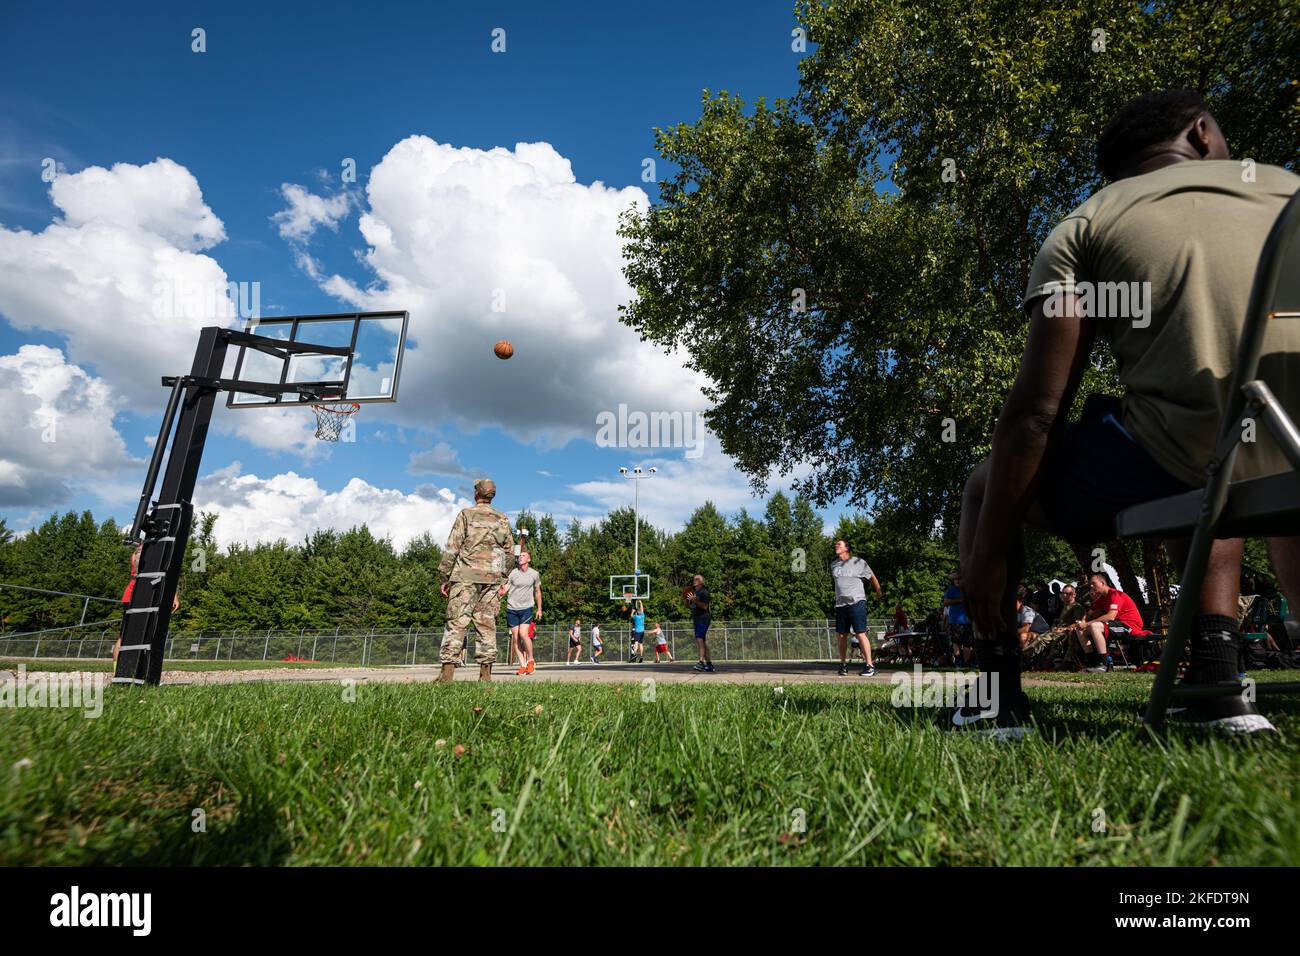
[501,549,541,675]
[685,574,715,672]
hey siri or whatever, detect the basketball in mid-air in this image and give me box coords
[494,339,514,360]
[682,586,696,603]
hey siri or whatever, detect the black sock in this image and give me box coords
[975,633,1022,704]
[1085,649,1102,667]
[1187,614,1241,684]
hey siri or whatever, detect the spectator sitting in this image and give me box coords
[1066,573,1150,672]
[1015,597,1051,650]
[1057,584,1086,627]
[1032,579,1061,626]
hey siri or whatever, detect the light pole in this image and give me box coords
[618,466,656,576]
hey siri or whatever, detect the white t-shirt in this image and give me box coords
[591,625,602,646]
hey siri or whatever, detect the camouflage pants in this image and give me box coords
[440,581,502,664]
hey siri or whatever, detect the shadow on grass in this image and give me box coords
[83,798,293,866]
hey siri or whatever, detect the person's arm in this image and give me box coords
[965,296,1095,635]
[869,574,883,600]
[534,580,542,620]
[438,512,465,596]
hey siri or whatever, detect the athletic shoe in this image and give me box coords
[693,661,707,672]
[515,665,529,676]
[1083,665,1109,673]
[860,665,876,677]
[837,664,848,676]
[526,660,535,674]
[1161,686,1279,735]
[704,662,716,673]
[943,690,1033,741]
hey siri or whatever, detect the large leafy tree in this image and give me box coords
[619,0,1298,529]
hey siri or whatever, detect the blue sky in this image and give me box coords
[0,0,848,548]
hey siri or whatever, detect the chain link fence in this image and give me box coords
[0,619,899,665]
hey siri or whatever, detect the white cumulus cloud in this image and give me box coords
[283,137,711,446]
[0,158,238,408]
[192,463,471,550]
[0,345,139,507]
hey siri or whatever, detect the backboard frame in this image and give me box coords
[609,574,650,601]
[224,310,409,408]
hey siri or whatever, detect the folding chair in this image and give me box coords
[1115,190,1300,729]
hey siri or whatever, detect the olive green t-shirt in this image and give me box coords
[1024,160,1300,486]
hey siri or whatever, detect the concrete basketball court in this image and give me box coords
[127,660,1066,689]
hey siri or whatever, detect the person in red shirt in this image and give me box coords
[1068,573,1147,672]
[113,543,179,663]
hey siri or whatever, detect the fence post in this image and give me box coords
[263,630,270,661]
[297,628,304,659]
[310,633,319,661]
[776,620,782,660]
[34,637,41,658]
[333,627,339,662]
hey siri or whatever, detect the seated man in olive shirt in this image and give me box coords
[957,89,1300,737]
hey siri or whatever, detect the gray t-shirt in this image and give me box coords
[505,567,540,610]
[831,556,874,607]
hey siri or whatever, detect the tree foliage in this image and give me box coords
[619,0,1299,530]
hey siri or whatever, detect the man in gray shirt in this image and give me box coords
[831,538,882,676]
[499,550,542,675]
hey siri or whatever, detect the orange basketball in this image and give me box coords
[494,339,514,360]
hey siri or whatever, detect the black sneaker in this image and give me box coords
[703,662,716,673]
[860,664,876,677]
[943,689,1032,741]
[837,664,848,676]
[1161,684,1278,735]
[692,660,707,672]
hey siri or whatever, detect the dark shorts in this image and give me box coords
[1035,395,1196,545]
[506,607,533,628]
[632,630,645,644]
[835,600,868,634]
[948,622,974,647]
[693,617,711,640]
[569,637,581,648]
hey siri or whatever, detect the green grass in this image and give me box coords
[0,678,1296,865]
[1,658,351,673]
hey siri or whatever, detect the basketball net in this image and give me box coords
[310,401,360,442]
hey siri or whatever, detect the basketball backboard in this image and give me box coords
[224,310,408,407]
[609,574,650,601]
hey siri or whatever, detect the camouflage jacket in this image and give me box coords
[438,503,515,585]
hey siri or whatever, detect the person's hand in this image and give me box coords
[440,582,449,598]
[535,609,542,621]
[963,552,1008,637]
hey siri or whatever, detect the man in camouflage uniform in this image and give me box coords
[436,478,515,682]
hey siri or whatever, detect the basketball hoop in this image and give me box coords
[310,400,360,441]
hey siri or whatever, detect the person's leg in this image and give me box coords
[856,633,873,667]
[472,584,499,679]
[837,633,848,666]
[1166,536,1246,682]
[1091,622,1108,658]
[439,584,472,680]
[958,459,1026,713]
